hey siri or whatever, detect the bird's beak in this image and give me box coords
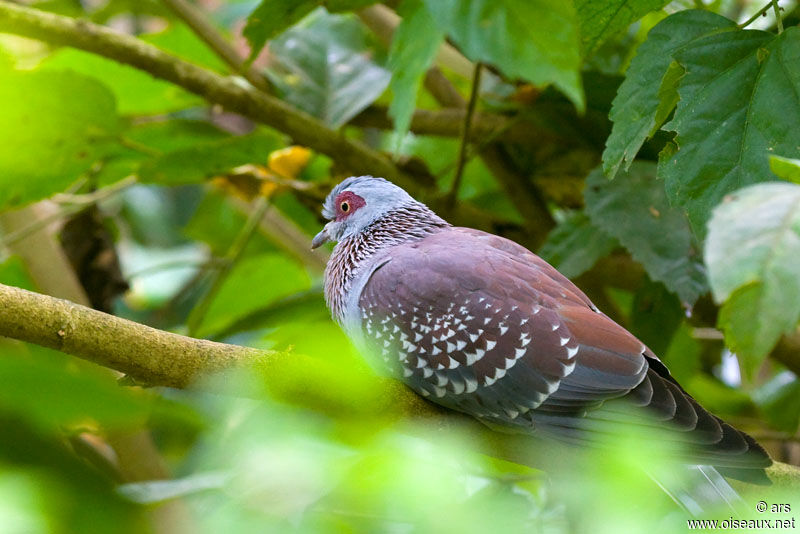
[311,224,331,249]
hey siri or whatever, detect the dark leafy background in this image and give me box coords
[0,0,799,531]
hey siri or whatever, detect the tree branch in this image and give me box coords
[0,283,258,388]
[0,281,798,486]
[160,0,271,92]
[0,1,427,193]
[350,106,562,146]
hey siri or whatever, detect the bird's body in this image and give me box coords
[313,176,771,483]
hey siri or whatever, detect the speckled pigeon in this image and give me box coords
[312,176,771,486]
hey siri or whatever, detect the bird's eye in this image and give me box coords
[340,201,350,212]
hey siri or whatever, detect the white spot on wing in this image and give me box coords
[465,349,485,365]
[465,377,478,393]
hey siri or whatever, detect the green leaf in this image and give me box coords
[0,68,121,209]
[266,10,390,128]
[0,344,151,431]
[603,10,735,178]
[41,24,222,115]
[650,60,683,138]
[99,119,233,186]
[244,1,379,60]
[538,211,618,279]
[752,371,800,433]
[584,162,707,304]
[629,278,683,356]
[659,27,800,234]
[244,0,318,60]
[138,130,283,185]
[387,0,444,148]
[770,155,800,184]
[684,374,754,417]
[143,24,227,72]
[575,0,670,57]
[195,253,311,338]
[0,256,36,291]
[422,0,584,110]
[705,182,800,375]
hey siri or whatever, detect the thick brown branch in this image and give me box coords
[0,1,425,193]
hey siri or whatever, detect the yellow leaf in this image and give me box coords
[268,146,311,179]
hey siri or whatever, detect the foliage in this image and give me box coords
[0,0,799,531]
[705,182,800,376]
[584,162,707,305]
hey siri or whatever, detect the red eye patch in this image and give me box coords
[334,191,366,220]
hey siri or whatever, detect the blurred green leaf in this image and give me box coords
[630,278,683,356]
[144,24,227,72]
[705,182,800,376]
[386,0,444,150]
[685,374,754,417]
[99,119,232,186]
[422,0,584,110]
[0,343,151,431]
[196,253,311,337]
[603,10,735,179]
[753,371,800,433]
[0,256,36,291]
[0,68,120,209]
[770,155,800,184]
[138,130,283,185]
[266,10,390,128]
[659,27,800,234]
[0,470,53,534]
[575,0,670,57]
[538,211,618,279]
[41,24,224,115]
[584,163,707,304]
[661,323,701,384]
[184,189,278,257]
[43,48,199,115]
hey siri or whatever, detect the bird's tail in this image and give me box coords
[647,464,744,516]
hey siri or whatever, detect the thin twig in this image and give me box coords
[1,177,137,248]
[739,0,777,28]
[771,0,784,33]
[160,0,272,92]
[448,63,482,205]
[117,135,162,157]
[434,114,526,181]
[186,196,270,337]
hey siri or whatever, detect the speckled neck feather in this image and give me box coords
[325,202,449,323]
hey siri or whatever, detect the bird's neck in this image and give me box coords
[324,203,449,323]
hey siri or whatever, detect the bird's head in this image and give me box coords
[311,176,417,248]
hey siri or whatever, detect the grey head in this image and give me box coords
[311,176,419,248]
